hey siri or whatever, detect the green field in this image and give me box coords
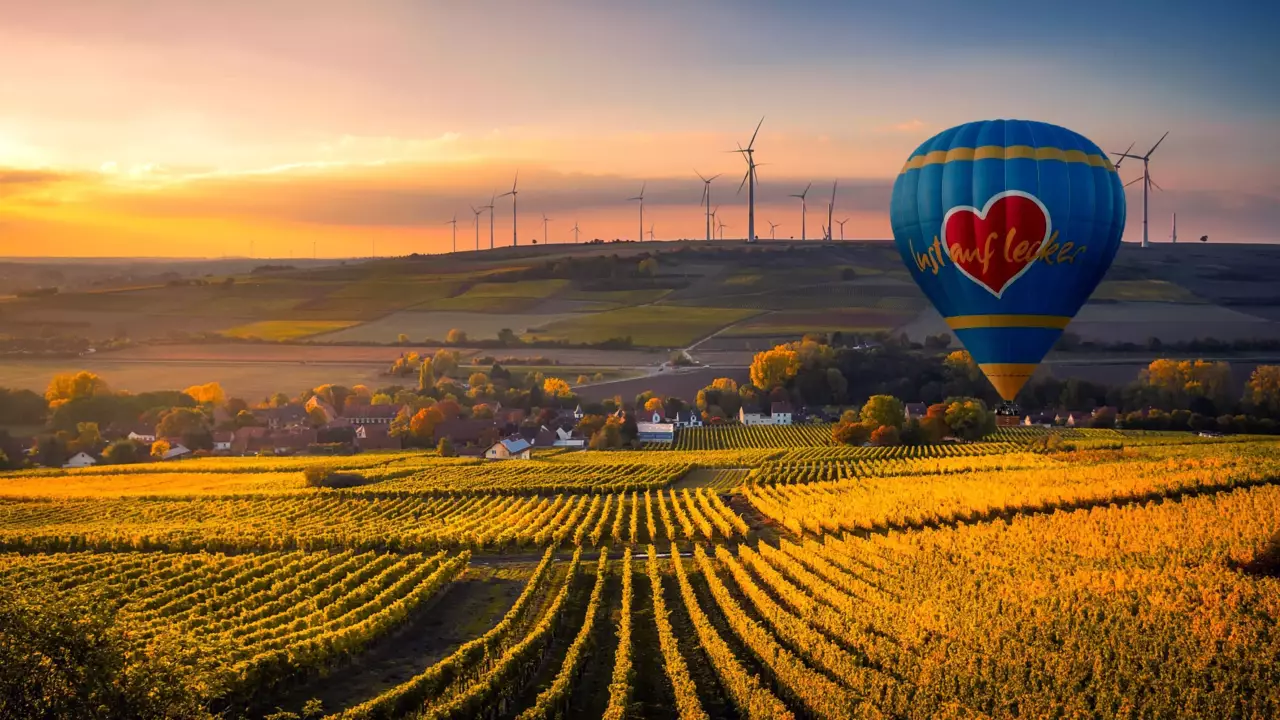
[527,305,759,346]
[1093,279,1204,303]
[718,307,913,337]
[220,319,359,340]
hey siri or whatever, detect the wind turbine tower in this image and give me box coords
[647,224,655,241]
[789,183,811,241]
[498,171,519,247]
[1170,212,1177,244]
[717,219,728,240]
[542,213,552,245]
[482,193,496,250]
[470,205,483,251]
[444,214,457,253]
[696,171,721,242]
[826,181,837,241]
[572,221,581,244]
[1114,133,1168,248]
[732,117,765,243]
[628,182,646,242]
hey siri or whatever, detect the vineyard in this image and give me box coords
[3,432,1279,718]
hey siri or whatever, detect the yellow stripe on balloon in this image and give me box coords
[977,363,1040,401]
[944,315,1073,330]
[899,146,1115,174]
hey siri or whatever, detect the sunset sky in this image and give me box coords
[1,0,1277,258]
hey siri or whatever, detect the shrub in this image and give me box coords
[302,465,370,488]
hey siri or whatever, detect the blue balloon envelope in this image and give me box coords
[890,119,1126,400]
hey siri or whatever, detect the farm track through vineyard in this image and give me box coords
[4,431,1280,718]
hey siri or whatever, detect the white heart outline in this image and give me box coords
[941,189,1053,299]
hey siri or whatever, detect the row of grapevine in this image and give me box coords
[744,442,1280,536]
[0,487,751,552]
[674,424,834,451]
[0,548,469,705]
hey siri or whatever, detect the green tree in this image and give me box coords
[156,407,206,439]
[497,328,520,346]
[436,437,456,457]
[860,395,905,430]
[102,438,147,464]
[431,349,459,379]
[70,421,103,454]
[943,397,996,441]
[418,358,435,392]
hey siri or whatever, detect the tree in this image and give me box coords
[431,349,459,379]
[418,358,435,392]
[497,328,520,346]
[0,388,49,425]
[749,347,800,390]
[543,377,573,399]
[1245,365,1280,417]
[870,424,900,446]
[183,382,226,406]
[1090,407,1117,429]
[825,368,848,404]
[637,257,659,276]
[102,438,147,464]
[70,421,103,454]
[1140,358,1234,411]
[307,407,329,427]
[389,407,413,438]
[577,414,608,439]
[643,397,664,414]
[860,395,905,430]
[833,419,873,445]
[468,372,489,388]
[943,397,996,441]
[445,328,468,345]
[589,418,624,450]
[409,407,446,443]
[472,403,495,419]
[150,438,171,460]
[370,393,393,406]
[156,407,206,439]
[397,333,410,345]
[268,392,290,408]
[45,371,110,408]
[437,437,456,457]
[0,588,216,720]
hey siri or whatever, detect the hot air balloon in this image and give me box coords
[890,119,1126,401]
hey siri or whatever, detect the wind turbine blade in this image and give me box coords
[695,169,708,182]
[709,173,722,181]
[737,170,749,194]
[803,181,812,197]
[1112,142,1136,166]
[640,181,646,197]
[512,169,519,191]
[1124,176,1142,188]
[831,180,838,202]
[1146,131,1169,157]
[747,116,765,150]
[1148,176,1163,192]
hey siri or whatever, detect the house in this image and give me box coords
[127,427,157,444]
[433,418,501,447]
[903,403,929,421]
[739,407,771,426]
[636,422,675,443]
[345,404,404,425]
[671,410,702,429]
[259,404,309,430]
[485,438,532,460]
[354,424,400,451]
[211,431,234,453]
[161,442,191,460]
[572,404,585,420]
[770,402,794,425]
[553,426,586,448]
[518,425,558,448]
[63,451,98,468]
[1060,411,1091,427]
[232,427,270,454]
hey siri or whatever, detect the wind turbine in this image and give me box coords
[767,220,779,240]
[717,218,728,240]
[542,213,552,245]
[444,214,457,253]
[836,218,849,241]
[789,182,812,241]
[470,205,483,251]
[572,221,581,244]
[1113,132,1169,248]
[731,117,764,243]
[826,181,838,241]
[710,206,720,239]
[498,171,519,247]
[696,170,721,243]
[481,193,497,250]
[647,223,656,241]
[628,182,645,242]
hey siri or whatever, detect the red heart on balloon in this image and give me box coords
[942,191,1051,298]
